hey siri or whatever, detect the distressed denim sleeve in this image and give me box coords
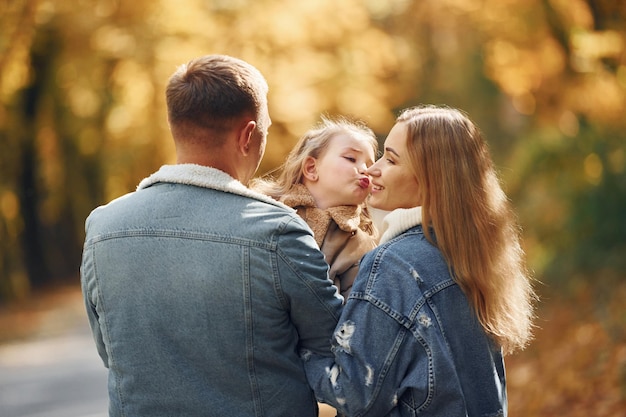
[302,295,432,417]
[277,217,344,357]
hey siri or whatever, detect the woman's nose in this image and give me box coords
[366,163,379,176]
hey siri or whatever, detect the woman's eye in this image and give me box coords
[344,156,356,162]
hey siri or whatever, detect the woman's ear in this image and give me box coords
[302,156,319,181]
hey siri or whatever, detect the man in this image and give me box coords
[81,55,342,417]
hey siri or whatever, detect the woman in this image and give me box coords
[302,105,536,417]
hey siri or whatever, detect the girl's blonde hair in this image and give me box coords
[252,116,379,237]
[253,116,379,199]
[397,105,536,354]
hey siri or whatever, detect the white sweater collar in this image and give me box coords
[378,206,423,244]
[137,164,292,211]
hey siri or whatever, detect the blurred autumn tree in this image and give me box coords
[0,0,625,302]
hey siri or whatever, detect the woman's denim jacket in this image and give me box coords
[303,224,507,417]
[81,164,343,417]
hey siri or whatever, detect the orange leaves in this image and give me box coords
[507,285,626,416]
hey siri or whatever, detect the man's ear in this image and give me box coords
[237,120,257,156]
[302,156,319,181]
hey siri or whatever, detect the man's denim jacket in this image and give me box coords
[81,164,343,417]
[303,224,507,417]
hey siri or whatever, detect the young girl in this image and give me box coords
[253,117,379,299]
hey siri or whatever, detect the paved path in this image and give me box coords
[0,290,108,417]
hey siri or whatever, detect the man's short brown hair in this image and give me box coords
[166,55,268,143]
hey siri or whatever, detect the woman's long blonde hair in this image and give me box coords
[398,105,536,354]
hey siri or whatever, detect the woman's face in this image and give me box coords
[366,122,422,211]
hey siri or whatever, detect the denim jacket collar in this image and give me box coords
[379,206,423,244]
[137,164,292,211]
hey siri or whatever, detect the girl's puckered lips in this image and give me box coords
[359,178,370,188]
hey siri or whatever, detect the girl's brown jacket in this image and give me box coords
[280,184,378,299]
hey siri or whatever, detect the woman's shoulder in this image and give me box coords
[360,227,452,288]
[350,229,451,322]
[373,225,434,256]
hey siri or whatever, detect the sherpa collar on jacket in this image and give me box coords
[137,164,292,211]
[378,206,423,244]
[280,184,362,247]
